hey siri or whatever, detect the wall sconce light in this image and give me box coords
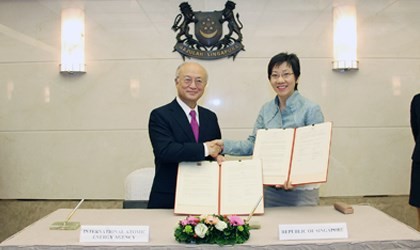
[332,5,358,71]
[60,8,86,74]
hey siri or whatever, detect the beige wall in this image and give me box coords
[0,0,417,199]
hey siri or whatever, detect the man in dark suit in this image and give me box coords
[410,93,420,230]
[148,62,222,209]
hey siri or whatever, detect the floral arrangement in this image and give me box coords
[174,214,250,245]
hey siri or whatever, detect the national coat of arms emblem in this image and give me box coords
[172,1,244,60]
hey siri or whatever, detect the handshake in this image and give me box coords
[205,139,224,161]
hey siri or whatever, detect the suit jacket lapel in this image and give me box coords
[197,106,211,142]
[169,99,196,142]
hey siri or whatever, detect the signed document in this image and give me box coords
[174,159,264,215]
[253,122,332,186]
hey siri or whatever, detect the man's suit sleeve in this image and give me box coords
[411,95,420,142]
[411,94,420,162]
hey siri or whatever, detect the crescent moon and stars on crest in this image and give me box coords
[199,17,218,38]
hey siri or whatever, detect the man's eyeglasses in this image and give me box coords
[179,76,206,87]
[270,72,294,80]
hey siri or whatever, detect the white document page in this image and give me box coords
[174,161,219,215]
[219,159,264,215]
[290,122,332,184]
[253,128,295,185]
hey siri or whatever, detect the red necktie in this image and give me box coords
[190,110,199,142]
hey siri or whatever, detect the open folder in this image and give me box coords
[174,159,264,215]
[253,121,333,186]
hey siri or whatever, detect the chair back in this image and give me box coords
[123,167,155,208]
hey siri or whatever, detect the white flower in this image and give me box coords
[199,214,207,220]
[194,223,208,238]
[215,220,228,231]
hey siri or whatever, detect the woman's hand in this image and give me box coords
[274,180,294,190]
[216,154,225,166]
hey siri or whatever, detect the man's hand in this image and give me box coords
[205,140,222,158]
[214,139,224,149]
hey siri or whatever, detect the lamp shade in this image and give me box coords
[332,5,358,71]
[60,8,85,73]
